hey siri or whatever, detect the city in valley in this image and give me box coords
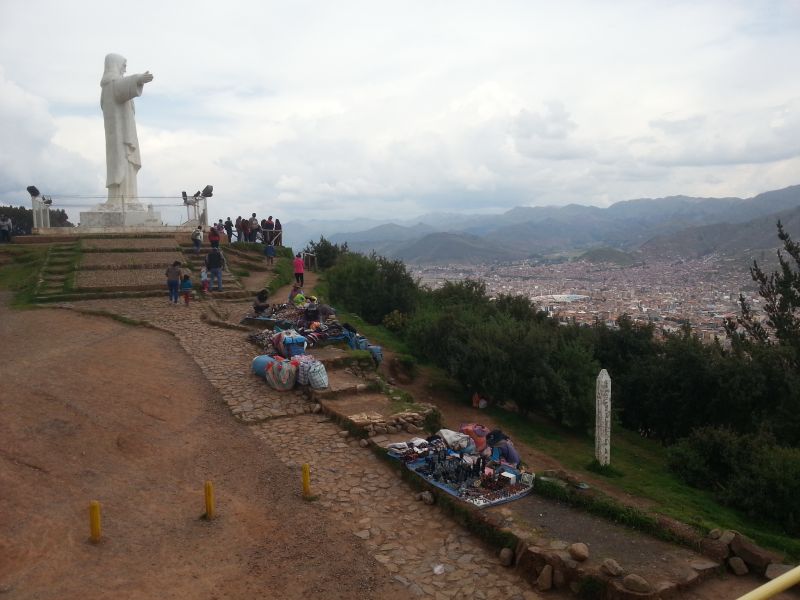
[412,254,761,344]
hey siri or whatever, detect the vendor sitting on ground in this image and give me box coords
[288,283,305,305]
[317,302,336,322]
[486,429,521,468]
[460,423,491,456]
[253,289,270,315]
[303,296,320,323]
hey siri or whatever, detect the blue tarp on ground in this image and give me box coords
[397,456,534,509]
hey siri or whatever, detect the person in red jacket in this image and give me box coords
[208,226,221,249]
[293,253,305,286]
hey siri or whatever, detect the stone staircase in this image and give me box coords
[30,234,262,303]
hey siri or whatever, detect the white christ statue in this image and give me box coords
[100,53,153,208]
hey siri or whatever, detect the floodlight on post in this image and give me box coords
[199,185,212,227]
[181,185,212,227]
[27,185,51,229]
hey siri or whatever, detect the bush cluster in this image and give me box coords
[669,427,800,535]
[316,225,800,534]
[325,252,417,324]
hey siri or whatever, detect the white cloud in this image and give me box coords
[0,0,799,224]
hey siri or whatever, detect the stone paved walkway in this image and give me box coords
[256,415,535,600]
[65,297,539,599]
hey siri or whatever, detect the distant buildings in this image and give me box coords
[411,256,760,344]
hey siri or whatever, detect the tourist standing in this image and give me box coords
[224,217,233,243]
[293,253,305,286]
[273,218,282,246]
[191,226,203,253]
[0,215,12,243]
[180,274,193,305]
[208,226,221,249]
[249,213,259,242]
[165,260,182,304]
[205,248,226,291]
[264,215,275,244]
[235,216,243,242]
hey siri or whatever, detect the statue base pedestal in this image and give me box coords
[79,204,162,228]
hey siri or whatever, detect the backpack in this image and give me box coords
[191,229,201,240]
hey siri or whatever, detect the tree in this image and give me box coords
[0,205,73,233]
[729,221,800,361]
[303,236,348,269]
[724,222,800,444]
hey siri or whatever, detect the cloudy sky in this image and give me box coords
[1,0,799,225]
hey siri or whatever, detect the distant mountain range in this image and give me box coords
[283,185,800,263]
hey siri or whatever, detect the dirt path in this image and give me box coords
[268,270,320,304]
[0,296,400,600]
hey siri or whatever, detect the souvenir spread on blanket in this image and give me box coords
[387,430,534,509]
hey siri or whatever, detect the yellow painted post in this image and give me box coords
[89,500,101,543]
[736,564,800,600]
[302,463,311,498]
[204,480,215,519]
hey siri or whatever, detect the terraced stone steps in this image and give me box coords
[34,241,80,300]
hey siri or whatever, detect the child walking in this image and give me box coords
[180,274,193,305]
[200,266,210,292]
[264,242,276,266]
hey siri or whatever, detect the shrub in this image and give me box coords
[382,309,407,332]
[326,252,417,324]
[669,427,800,534]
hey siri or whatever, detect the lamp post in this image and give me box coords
[181,185,213,227]
[27,186,52,229]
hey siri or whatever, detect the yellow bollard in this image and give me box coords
[89,500,101,543]
[302,463,311,498]
[204,480,215,519]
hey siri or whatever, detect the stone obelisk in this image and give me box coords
[595,369,611,466]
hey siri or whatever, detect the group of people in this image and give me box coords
[234,214,282,245]
[189,216,283,266]
[164,248,227,305]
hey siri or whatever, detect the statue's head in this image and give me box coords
[101,53,127,85]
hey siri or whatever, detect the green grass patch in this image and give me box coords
[266,257,293,296]
[230,241,266,254]
[0,246,47,306]
[586,459,625,478]
[486,406,800,559]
